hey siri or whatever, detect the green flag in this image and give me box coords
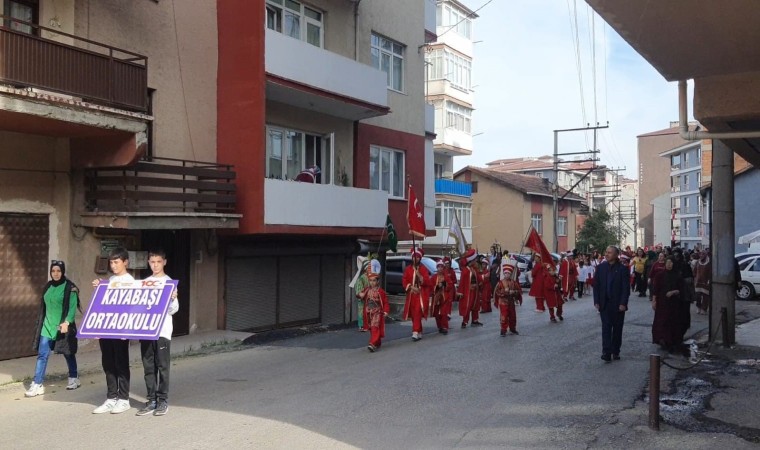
[385,214,398,252]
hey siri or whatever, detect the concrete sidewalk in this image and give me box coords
[0,330,252,387]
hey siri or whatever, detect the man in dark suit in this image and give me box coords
[593,245,631,362]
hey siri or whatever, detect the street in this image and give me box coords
[0,292,670,449]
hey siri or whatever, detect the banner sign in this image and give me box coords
[79,279,178,340]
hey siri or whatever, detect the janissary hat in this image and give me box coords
[501,256,517,280]
[442,256,451,264]
[462,248,478,265]
[411,247,424,258]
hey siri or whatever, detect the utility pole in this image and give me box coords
[552,123,609,252]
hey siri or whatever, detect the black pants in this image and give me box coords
[140,338,171,402]
[633,272,646,294]
[600,306,626,356]
[577,281,585,297]
[99,339,130,400]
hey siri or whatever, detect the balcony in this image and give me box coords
[81,157,240,230]
[435,179,472,197]
[265,29,389,120]
[434,128,473,156]
[264,179,387,229]
[0,16,147,112]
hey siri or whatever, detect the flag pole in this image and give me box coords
[376,218,387,255]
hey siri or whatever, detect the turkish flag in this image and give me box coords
[525,226,553,265]
[406,184,426,238]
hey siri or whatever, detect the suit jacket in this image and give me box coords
[593,260,631,312]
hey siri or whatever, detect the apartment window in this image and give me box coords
[684,220,691,236]
[684,174,690,189]
[697,172,701,187]
[684,151,690,167]
[531,214,543,235]
[371,33,404,92]
[435,201,471,228]
[684,196,690,212]
[369,145,405,198]
[427,48,472,90]
[445,101,472,134]
[437,3,472,38]
[434,163,444,179]
[535,172,544,178]
[4,0,38,34]
[266,0,323,47]
[671,154,681,169]
[558,216,567,236]
[266,125,335,184]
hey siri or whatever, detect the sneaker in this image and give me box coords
[601,353,612,362]
[367,344,376,352]
[534,309,544,313]
[154,401,169,416]
[110,399,131,414]
[412,332,422,342]
[66,377,81,390]
[93,399,117,414]
[511,330,519,335]
[500,331,507,337]
[441,329,448,335]
[557,315,564,321]
[461,322,467,329]
[136,401,157,416]
[550,317,557,323]
[613,354,621,361]
[471,321,484,327]
[24,382,44,398]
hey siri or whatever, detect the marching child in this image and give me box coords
[493,257,522,336]
[577,260,586,298]
[363,270,389,352]
[136,249,179,416]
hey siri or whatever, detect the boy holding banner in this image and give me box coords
[136,249,179,416]
[92,247,134,414]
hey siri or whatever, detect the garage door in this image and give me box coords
[225,257,277,331]
[0,213,49,360]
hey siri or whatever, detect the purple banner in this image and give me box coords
[79,279,178,340]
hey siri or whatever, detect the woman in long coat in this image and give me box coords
[651,257,686,351]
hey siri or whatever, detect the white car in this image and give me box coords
[737,255,760,300]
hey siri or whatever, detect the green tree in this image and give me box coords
[576,209,620,254]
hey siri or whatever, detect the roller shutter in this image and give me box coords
[321,254,347,325]
[225,257,277,331]
[279,255,320,326]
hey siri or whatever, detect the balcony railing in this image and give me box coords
[435,178,472,197]
[85,157,236,214]
[0,15,148,112]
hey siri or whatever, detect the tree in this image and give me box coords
[576,209,620,254]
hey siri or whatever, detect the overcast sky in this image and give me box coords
[454,0,694,179]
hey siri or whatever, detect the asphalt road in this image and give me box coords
[0,293,721,449]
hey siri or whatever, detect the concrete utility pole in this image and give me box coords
[710,140,735,344]
[552,123,608,252]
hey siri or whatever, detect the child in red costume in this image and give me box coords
[494,256,523,336]
[363,272,389,352]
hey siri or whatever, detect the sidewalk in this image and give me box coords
[0,330,252,387]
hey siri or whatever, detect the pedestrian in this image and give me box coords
[91,247,134,414]
[431,260,454,334]
[363,270,389,352]
[651,256,687,352]
[593,246,631,362]
[559,252,578,301]
[694,250,711,315]
[648,252,666,301]
[479,258,493,313]
[576,260,587,298]
[544,263,563,322]
[457,249,484,328]
[493,256,522,336]
[632,248,648,296]
[136,249,179,417]
[529,253,546,313]
[353,258,370,332]
[25,260,81,398]
[402,247,431,341]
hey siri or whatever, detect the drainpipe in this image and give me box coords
[354,0,363,61]
[678,80,760,140]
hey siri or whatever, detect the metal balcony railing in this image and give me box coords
[435,178,472,197]
[0,15,148,112]
[85,157,236,214]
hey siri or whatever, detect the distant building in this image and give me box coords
[660,141,703,249]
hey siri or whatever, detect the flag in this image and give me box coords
[385,214,398,252]
[525,226,553,265]
[406,184,426,239]
[448,210,467,255]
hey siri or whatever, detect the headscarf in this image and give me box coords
[49,260,67,287]
[663,257,681,294]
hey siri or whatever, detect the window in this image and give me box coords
[437,3,472,38]
[369,146,405,198]
[371,33,404,91]
[531,214,543,235]
[434,163,444,179]
[684,174,690,188]
[684,220,691,235]
[671,154,681,169]
[4,0,38,34]
[426,48,472,90]
[535,172,544,178]
[435,201,471,228]
[684,196,690,211]
[558,217,567,236]
[266,125,335,184]
[445,101,472,134]
[684,151,690,167]
[266,0,323,47]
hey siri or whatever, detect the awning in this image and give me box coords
[738,229,760,245]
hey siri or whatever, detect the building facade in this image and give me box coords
[421,0,476,254]
[661,141,703,249]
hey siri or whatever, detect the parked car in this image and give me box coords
[384,256,439,295]
[737,255,760,300]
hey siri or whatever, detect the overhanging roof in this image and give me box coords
[587,1,760,81]
[79,212,241,230]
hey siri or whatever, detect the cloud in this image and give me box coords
[453,0,689,179]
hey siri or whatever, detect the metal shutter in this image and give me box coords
[278,255,320,325]
[321,254,347,325]
[225,257,277,331]
[0,213,49,360]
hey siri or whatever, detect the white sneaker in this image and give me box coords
[93,399,117,414]
[24,382,44,398]
[66,377,81,390]
[110,399,131,414]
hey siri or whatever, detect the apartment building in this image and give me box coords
[660,141,703,249]
[421,0,476,254]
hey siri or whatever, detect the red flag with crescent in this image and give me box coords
[525,226,553,265]
[407,184,426,239]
